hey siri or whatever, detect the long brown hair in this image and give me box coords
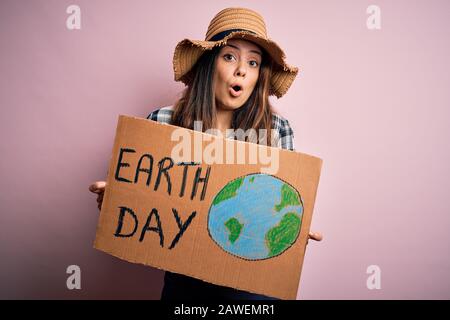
[171,44,275,145]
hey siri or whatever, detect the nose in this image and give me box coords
[235,61,247,78]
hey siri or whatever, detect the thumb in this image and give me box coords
[89,181,107,194]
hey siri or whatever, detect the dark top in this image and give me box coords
[161,272,279,301]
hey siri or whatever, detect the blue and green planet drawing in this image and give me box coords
[207,173,304,260]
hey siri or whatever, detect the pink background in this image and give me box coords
[1,0,449,299]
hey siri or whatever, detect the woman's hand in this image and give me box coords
[308,231,323,244]
[89,181,107,210]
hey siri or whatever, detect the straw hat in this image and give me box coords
[173,7,299,98]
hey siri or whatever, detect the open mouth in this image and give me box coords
[229,85,243,97]
[232,85,242,92]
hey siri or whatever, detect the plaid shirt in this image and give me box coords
[147,106,295,151]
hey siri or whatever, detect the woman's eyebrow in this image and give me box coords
[225,44,262,57]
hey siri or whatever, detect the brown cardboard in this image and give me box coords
[93,115,322,299]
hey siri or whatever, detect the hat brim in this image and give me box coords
[173,31,299,98]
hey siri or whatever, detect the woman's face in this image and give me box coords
[213,39,262,111]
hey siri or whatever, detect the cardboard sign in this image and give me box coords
[94,115,322,299]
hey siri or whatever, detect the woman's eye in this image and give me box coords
[224,54,235,61]
[223,54,258,67]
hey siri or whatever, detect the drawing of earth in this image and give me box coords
[207,173,304,260]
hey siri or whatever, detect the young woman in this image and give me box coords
[89,7,322,300]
